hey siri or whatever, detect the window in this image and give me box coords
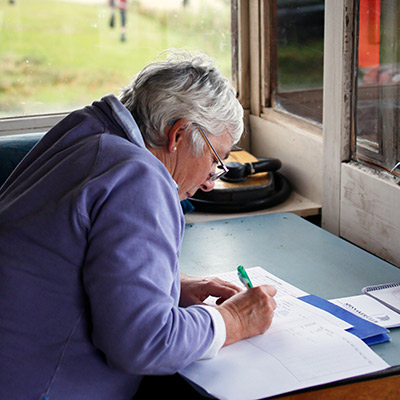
[353,0,400,175]
[268,0,325,124]
[0,0,232,119]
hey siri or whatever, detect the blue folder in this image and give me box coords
[298,294,390,345]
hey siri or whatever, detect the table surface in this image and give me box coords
[179,212,400,367]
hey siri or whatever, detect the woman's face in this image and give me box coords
[174,130,233,201]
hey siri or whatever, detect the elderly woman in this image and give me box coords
[0,51,276,399]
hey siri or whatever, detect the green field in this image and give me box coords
[0,0,231,116]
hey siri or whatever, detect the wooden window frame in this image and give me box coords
[352,0,400,176]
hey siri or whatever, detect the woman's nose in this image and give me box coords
[200,176,215,192]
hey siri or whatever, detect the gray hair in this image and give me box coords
[119,50,244,156]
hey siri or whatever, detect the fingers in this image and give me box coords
[211,277,242,292]
[180,275,242,307]
[204,277,241,304]
[260,284,277,297]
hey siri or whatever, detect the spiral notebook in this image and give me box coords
[362,282,400,314]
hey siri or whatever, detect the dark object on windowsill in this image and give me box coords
[189,150,291,213]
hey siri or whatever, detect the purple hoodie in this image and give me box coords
[0,95,221,399]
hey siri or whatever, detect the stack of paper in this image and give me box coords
[179,267,390,400]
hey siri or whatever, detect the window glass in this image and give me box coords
[0,0,232,117]
[274,0,325,124]
[354,0,399,174]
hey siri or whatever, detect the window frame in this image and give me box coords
[261,0,324,127]
[0,113,66,137]
[321,0,400,266]
[248,0,400,266]
[352,0,400,176]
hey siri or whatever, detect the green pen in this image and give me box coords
[237,265,253,289]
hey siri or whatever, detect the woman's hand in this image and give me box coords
[179,273,241,307]
[179,273,277,346]
[217,285,277,346]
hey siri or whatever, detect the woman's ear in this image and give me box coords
[167,119,188,153]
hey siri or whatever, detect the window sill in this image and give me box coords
[185,191,321,224]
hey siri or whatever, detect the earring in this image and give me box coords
[172,146,177,152]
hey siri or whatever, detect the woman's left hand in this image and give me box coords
[179,273,241,307]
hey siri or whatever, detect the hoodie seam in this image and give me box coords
[40,309,84,400]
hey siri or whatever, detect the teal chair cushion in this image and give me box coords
[0,133,44,186]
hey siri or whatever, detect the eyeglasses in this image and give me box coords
[197,127,229,181]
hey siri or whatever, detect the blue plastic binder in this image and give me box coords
[299,294,390,345]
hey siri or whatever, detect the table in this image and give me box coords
[178,212,400,398]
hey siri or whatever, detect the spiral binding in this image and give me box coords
[365,282,400,291]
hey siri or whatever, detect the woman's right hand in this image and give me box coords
[217,285,277,346]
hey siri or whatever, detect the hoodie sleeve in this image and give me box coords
[79,137,219,375]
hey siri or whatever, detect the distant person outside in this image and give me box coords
[109,0,128,42]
